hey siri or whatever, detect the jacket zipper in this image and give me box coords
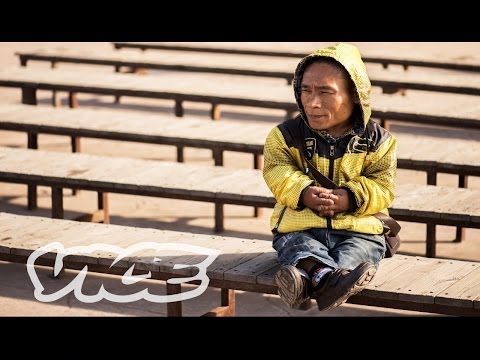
[327,141,336,229]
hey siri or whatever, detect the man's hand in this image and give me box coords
[302,186,351,217]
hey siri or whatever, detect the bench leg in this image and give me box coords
[19,56,27,67]
[212,149,223,166]
[69,92,78,108]
[454,175,468,243]
[27,185,38,211]
[98,192,109,224]
[114,65,121,104]
[425,170,438,257]
[51,160,66,275]
[426,170,437,186]
[176,146,184,162]
[166,283,182,317]
[52,91,61,107]
[211,103,221,120]
[429,170,466,244]
[215,203,224,233]
[51,187,64,219]
[27,133,38,210]
[22,87,37,106]
[175,100,184,117]
[71,136,81,153]
[426,223,436,258]
[74,192,109,223]
[202,289,236,317]
[50,62,60,107]
[113,65,122,104]
[70,136,81,196]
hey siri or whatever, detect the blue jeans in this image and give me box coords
[273,228,386,271]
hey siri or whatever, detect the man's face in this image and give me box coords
[300,61,355,136]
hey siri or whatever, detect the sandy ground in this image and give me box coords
[0,42,479,316]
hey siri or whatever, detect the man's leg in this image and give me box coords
[273,230,337,308]
[310,229,384,311]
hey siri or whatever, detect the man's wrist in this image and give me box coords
[340,186,358,212]
[297,186,310,209]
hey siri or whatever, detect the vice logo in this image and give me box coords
[26,242,220,303]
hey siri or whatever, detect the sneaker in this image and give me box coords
[312,262,376,311]
[275,265,310,309]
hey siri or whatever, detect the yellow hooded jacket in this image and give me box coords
[263,43,397,235]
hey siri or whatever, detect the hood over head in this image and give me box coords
[293,43,371,134]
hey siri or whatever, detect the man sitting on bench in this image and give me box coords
[263,43,398,311]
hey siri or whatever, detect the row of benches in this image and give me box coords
[112,42,480,73]
[16,47,480,96]
[1,103,478,246]
[1,212,479,316]
[1,104,478,183]
[1,66,479,131]
[1,146,479,258]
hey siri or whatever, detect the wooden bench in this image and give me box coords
[112,42,480,73]
[0,103,478,197]
[1,146,479,258]
[0,66,480,131]
[16,48,480,96]
[0,104,268,168]
[1,212,479,316]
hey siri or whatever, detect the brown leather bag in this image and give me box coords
[372,213,401,258]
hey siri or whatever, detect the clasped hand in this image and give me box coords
[302,186,350,217]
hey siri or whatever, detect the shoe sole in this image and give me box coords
[275,266,307,309]
[317,265,376,312]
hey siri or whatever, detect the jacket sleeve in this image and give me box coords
[263,126,314,209]
[342,135,397,215]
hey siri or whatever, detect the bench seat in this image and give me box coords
[1,212,479,316]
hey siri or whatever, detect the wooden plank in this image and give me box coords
[6,219,101,259]
[96,229,167,270]
[256,264,280,287]
[395,259,478,303]
[435,265,480,308]
[364,257,479,306]
[130,234,272,281]
[202,238,272,280]
[362,256,434,300]
[124,231,224,273]
[84,227,158,269]
[223,252,279,284]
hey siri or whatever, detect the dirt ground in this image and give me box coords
[0,42,479,316]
